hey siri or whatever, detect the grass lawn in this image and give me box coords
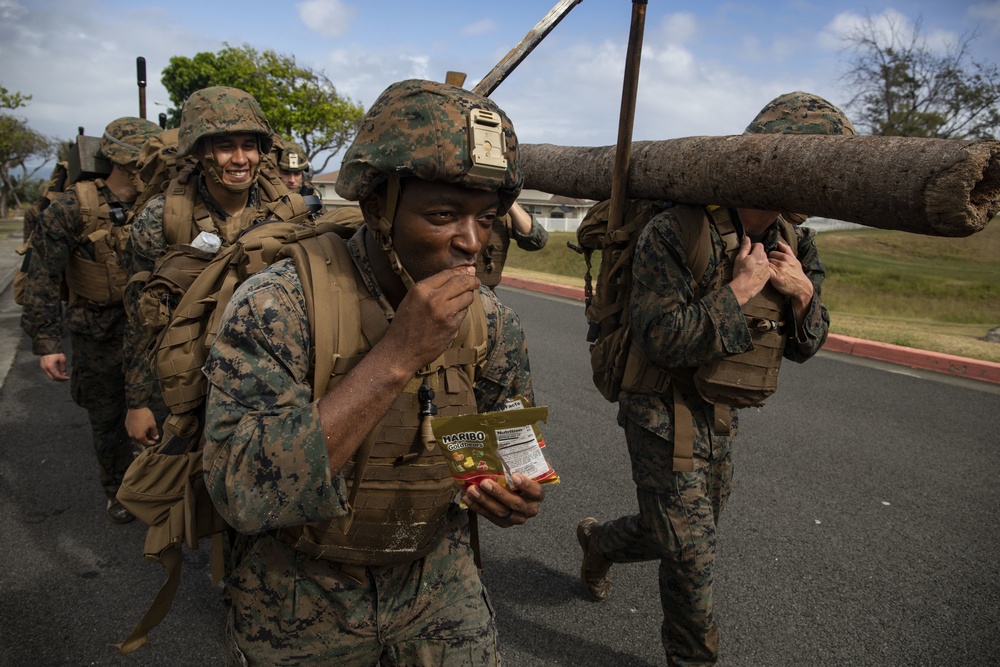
[503,221,1000,364]
[5,214,998,363]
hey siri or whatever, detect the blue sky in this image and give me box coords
[2,0,999,173]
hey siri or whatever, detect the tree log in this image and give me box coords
[520,135,1000,237]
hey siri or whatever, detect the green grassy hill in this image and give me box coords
[503,221,1000,363]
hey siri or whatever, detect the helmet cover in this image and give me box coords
[335,79,522,216]
[745,91,856,136]
[100,117,163,166]
[176,86,274,157]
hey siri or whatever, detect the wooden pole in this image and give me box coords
[607,0,646,235]
[472,0,584,97]
[136,57,147,120]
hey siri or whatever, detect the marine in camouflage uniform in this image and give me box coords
[577,92,856,666]
[272,138,315,195]
[19,117,162,523]
[122,86,289,446]
[202,79,546,666]
[476,202,548,290]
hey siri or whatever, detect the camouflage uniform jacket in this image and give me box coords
[20,185,130,355]
[122,176,263,409]
[202,226,534,536]
[619,205,829,459]
[508,214,548,251]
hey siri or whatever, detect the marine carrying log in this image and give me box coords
[520,135,1000,237]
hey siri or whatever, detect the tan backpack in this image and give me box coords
[574,198,672,402]
[114,218,358,655]
[577,200,799,472]
[576,200,798,404]
[14,179,123,307]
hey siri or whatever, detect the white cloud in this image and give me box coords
[297,0,357,38]
[0,2,204,144]
[0,0,25,20]
[968,1,1000,33]
[819,9,959,55]
[660,11,699,46]
[461,19,496,37]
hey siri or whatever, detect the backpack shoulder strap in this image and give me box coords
[279,232,364,400]
[73,179,103,237]
[256,168,289,202]
[776,216,799,256]
[162,169,212,246]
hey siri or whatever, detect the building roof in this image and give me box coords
[312,170,339,183]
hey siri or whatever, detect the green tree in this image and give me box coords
[161,44,365,173]
[840,14,1000,139]
[0,84,54,219]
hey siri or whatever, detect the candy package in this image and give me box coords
[432,396,559,488]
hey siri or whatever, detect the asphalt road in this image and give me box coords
[1,283,998,666]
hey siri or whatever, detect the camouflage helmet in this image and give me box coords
[100,117,163,166]
[176,86,274,157]
[277,140,310,172]
[745,91,855,136]
[336,79,523,215]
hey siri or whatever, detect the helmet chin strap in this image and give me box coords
[370,174,417,290]
[202,144,257,194]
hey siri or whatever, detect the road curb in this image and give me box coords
[499,273,1000,385]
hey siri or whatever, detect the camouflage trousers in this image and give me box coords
[68,328,133,499]
[225,507,499,666]
[592,417,734,667]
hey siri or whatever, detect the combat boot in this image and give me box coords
[107,498,135,524]
[577,517,612,601]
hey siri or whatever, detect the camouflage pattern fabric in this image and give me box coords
[176,86,273,157]
[19,186,136,498]
[224,511,498,666]
[335,79,523,216]
[476,212,548,288]
[588,204,829,665]
[100,117,163,166]
[620,205,829,447]
[68,326,135,498]
[276,140,310,172]
[592,416,732,667]
[744,91,856,136]
[20,187,127,353]
[202,226,532,662]
[122,175,263,409]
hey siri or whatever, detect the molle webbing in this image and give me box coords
[478,215,511,288]
[65,179,129,305]
[154,221,333,417]
[691,212,796,408]
[162,168,295,247]
[285,368,476,566]
[622,208,797,407]
[622,208,798,472]
[278,233,489,566]
[693,283,786,406]
[162,168,214,246]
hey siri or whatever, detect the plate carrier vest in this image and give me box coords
[64,179,130,306]
[276,232,490,566]
[619,205,799,471]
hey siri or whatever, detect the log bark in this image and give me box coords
[520,135,1000,237]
